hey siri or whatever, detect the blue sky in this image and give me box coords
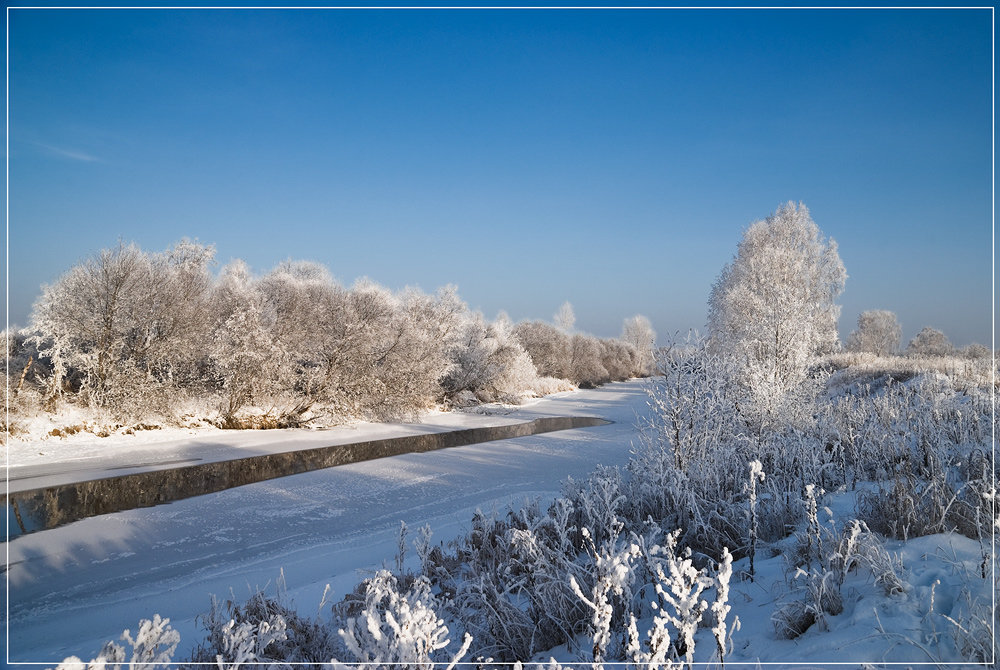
[7,6,993,346]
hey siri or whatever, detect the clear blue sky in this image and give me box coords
[7,6,993,347]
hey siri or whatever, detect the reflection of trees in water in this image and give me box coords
[7,416,610,536]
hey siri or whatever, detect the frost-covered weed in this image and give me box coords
[858,449,993,543]
[55,614,180,670]
[772,565,843,640]
[710,548,738,667]
[211,616,289,670]
[746,460,765,581]
[775,516,908,640]
[943,586,999,663]
[569,531,640,664]
[448,505,587,660]
[336,570,472,668]
[648,529,713,668]
[188,583,338,666]
[562,465,626,549]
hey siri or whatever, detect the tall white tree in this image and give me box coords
[554,301,576,333]
[846,309,901,357]
[707,202,846,398]
[621,315,657,376]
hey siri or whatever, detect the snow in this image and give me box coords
[6,381,647,663]
[716,531,993,666]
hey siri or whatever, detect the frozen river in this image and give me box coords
[7,380,650,663]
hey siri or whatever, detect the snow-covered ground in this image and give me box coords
[7,379,995,667]
[7,381,649,663]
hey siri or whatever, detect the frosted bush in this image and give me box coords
[906,326,953,357]
[514,320,572,380]
[189,580,338,665]
[443,311,540,403]
[650,529,712,667]
[30,240,214,421]
[213,616,289,669]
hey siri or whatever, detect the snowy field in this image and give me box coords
[7,381,647,663]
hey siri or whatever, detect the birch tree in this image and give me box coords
[707,202,846,399]
[622,314,657,376]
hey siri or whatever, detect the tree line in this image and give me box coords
[7,241,657,430]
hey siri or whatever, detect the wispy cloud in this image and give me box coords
[31,141,103,163]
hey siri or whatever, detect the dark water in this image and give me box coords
[5,416,610,537]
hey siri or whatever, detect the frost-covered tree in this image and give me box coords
[707,202,846,398]
[599,338,638,382]
[210,261,287,420]
[554,301,576,333]
[29,240,215,418]
[515,320,573,380]
[514,320,637,388]
[570,333,609,388]
[30,242,150,403]
[906,326,953,357]
[960,343,991,360]
[312,280,463,420]
[846,309,901,357]
[621,315,657,376]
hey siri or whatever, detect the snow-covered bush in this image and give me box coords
[189,583,337,666]
[570,333,610,388]
[17,239,657,436]
[29,240,215,423]
[453,503,590,660]
[569,533,639,665]
[512,319,636,388]
[514,320,573,380]
[210,261,289,423]
[443,311,539,403]
[600,337,640,383]
[959,342,991,360]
